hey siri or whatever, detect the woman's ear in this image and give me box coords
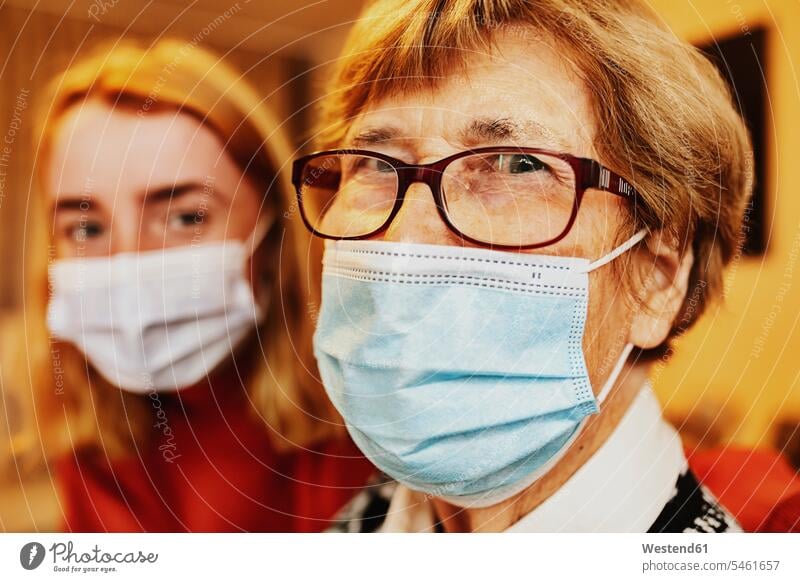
[249,236,277,314]
[628,230,694,349]
[246,206,279,288]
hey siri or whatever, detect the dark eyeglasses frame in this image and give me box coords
[291,146,640,250]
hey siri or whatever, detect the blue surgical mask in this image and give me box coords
[314,231,646,507]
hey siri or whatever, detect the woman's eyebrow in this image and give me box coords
[459,117,570,150]
[52,196,96,212]
[348,126,402,147]
[142,180,224,204]
[346,118,571,150]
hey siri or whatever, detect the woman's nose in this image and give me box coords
[108,219,141,255]
[380,183,462,245]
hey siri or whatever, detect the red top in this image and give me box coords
[687,446,800,532]
[56,375,374,533]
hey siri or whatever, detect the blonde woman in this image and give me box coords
[14,39,371,532]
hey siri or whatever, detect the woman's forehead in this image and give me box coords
[47,102,234,204]
[345,33,596,156]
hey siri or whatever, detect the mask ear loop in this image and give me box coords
[584,228,648,273]
[596,341,635,404]
[582,228,647,403]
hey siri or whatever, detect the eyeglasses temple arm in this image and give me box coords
[584,160,639,199]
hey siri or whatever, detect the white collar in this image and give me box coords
[380,383,687,533]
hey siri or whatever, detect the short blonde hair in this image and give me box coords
[317,0,754,357]
[14,38,341,462]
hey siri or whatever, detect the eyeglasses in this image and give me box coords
[291,147,640,249]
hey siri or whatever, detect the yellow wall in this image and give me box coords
[648,0,800,447]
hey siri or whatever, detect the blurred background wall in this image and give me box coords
[644,0,800,453]
[0,0,798,528]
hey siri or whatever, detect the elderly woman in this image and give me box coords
[292,0,753,532]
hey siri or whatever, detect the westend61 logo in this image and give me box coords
[19,541,158,574]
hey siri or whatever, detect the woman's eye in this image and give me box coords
[168,211,202,228]
[68,221,104,242]
[353,157,394,174]
[497,154,547,174]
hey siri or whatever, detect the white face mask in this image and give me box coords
[47,234,267,394]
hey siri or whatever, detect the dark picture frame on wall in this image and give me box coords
[699,28,769,256]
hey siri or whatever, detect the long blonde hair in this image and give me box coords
[12,38,340,463]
